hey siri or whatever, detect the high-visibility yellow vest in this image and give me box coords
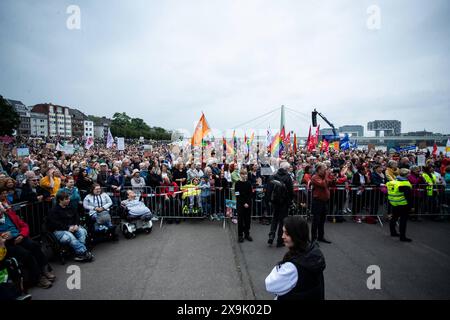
[181,184,201,199]
[386,180,412,206]
[421,173,436,196]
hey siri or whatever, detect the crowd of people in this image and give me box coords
[0,135,449,299]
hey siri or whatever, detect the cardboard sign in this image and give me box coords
[117,138,125,151]
[261,167,274,176]
[17,148,30,157]
[418,141,427,150]
[46,143,56,150]
[417,154,426,167]
[225,199,236,209]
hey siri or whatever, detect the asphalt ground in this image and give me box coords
[30,217,450,300]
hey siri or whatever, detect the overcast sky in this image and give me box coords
[1,0,449,137]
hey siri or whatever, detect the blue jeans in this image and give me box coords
[201,197,210,215]
[54,227,88,255]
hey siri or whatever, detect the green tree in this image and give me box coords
[110,111,171,140]
[0,96,20,136]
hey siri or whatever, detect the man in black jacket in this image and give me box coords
[266,161,294,247]
[47,192,93,262]
[19,172,50,203]
[97,163,110,188]
[235,168,253,243]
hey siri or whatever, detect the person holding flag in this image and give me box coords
[191,113,211,165]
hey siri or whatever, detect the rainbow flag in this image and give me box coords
[271,132,282,157]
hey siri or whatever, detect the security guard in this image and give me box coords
[422,160,438,217]
[386,168,413,242]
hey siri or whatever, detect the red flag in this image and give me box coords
[321,138,329,152]
[314,125,320,146]
[280,127,286,141]
[305,126,311,148]
[432,142,438,157]
[284,131,291,145]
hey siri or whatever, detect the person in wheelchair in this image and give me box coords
[47,192,93,262]
[83,184,116,238]
[0,199,55,289]
[0,237,31,300]
[120,190,152,238]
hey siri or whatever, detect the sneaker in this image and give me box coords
[267,238,274,245]
[151,216,159,221]
[37,275,52,289]
[244,235,253,241]
[231,218,238,224]
[318,238,332,244]
[75,251,94,262]
[43,271,56,282]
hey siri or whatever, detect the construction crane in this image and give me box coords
[312,108,337,138]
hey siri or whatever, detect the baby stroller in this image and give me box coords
[120,198,153,239]
[181,184,202,216]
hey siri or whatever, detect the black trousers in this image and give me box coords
[269,204,289,244]
[238,206,251,237]
[390,205,409,238]
[6,237,48,285]
[311,199,328,241]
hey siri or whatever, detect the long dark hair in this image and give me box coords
[280,216,310,264]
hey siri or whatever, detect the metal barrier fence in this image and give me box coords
[6,183,450,236]
[12,200,53,240]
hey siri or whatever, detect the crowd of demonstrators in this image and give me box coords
[0,136,448,294]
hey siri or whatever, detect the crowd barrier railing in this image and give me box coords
[8,183,449,236]
[12,200,53,240]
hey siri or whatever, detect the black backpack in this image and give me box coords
[270,179,288,205]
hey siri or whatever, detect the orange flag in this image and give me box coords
[191,113,211,147]
[293,134,297,153]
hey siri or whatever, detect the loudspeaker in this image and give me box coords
[312,111,318,127]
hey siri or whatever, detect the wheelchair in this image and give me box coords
[84,210,119,244]
[0,257,32,300]
[40,217,75,265]
[118,205,153,239]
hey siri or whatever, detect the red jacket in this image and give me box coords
[4,209,30,238]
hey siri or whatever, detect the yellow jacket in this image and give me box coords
[386,168,399,182]
[181,184,201,199]
[40,176,61,197]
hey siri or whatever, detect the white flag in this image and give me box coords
[85,136,94,150]
[106,128,114,148]
[266,127,272,148]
